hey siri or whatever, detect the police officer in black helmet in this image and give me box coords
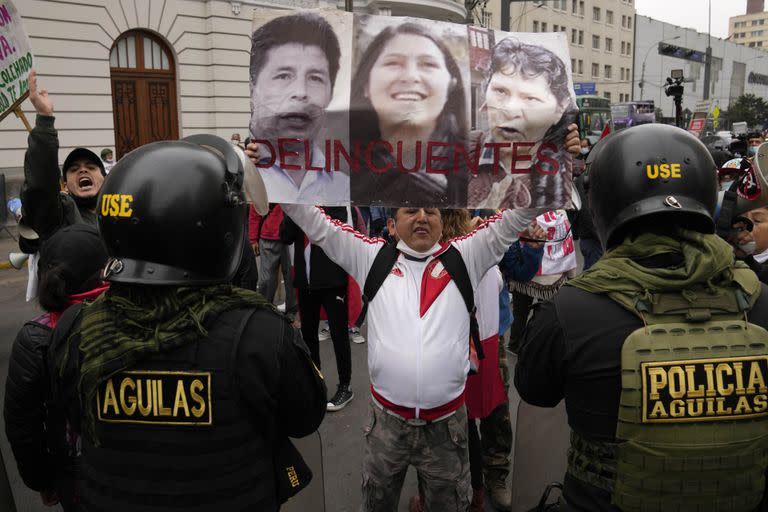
[515,124,768,511]
[48,135,326,511]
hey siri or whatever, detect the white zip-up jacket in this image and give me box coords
[281,205,535,416]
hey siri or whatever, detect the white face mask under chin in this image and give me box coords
[392,220,441,257]
[739,240,757,255]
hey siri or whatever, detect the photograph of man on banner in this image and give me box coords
[248,12,351,205]
[349,17,470,208]
[468,32,578,210]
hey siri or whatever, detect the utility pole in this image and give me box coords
[501,0,529,32]
[702,0,712,100]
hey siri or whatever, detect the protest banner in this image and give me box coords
[0,0,33,128]
[249,10,577,208]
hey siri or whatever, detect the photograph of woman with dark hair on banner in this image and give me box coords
[468,35,578,209]
[350,18,469,207]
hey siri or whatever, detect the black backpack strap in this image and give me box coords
[355,242,400,327]
[438,245,484,361]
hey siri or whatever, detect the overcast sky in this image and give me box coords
[635,0,748,39]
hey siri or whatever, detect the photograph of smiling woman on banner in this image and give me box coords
[468,32,578,209]
[249,11,352,205]
[350,16,470,207]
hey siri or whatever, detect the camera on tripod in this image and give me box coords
[664,69,685,98]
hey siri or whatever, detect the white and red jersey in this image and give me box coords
[281,204,534,418]
[537,209,577,276]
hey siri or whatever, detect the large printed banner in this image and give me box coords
[0,0,33,122]
[250,10,577,208]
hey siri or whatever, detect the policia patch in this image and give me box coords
[96,370,212,426]
[642,355,768,423]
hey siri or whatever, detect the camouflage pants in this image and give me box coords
[478,332,513,488]
[360,400,471,512]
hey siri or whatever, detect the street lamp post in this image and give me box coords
[639,35,680,100]
[703,0,712,100]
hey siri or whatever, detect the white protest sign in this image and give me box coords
[0,0,33,123]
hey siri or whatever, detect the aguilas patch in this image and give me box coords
[96,370,212,426]
[641,356,768,423]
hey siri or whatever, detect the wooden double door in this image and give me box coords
[109,31,179,159]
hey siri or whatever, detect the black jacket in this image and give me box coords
[4,316,56,492]
[281,207,348,290]
[744,255,768,285]
[21,115,97,243]
[515,281,768,511]
[49,305,326,511]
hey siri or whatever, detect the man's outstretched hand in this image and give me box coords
[28,69,54,117]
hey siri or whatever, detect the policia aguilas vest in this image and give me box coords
[568,269,768,511]
[72,309,278,512]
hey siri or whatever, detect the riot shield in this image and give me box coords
[507,353,569,512]
[282,430,325,512]
[0,449,18,512]
[509,400,569,511]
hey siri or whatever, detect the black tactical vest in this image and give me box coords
[77,309,278,512]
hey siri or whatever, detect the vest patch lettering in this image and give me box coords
[641,356,768,423]
[96,370,212,426]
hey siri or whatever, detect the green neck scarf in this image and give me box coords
[569,228,744,296]
[68,284,274,442]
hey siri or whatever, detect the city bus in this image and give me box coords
[610,100,655,130]
[575,95,612,145]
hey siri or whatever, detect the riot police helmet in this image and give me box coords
[588,124,718,249]
[98,135,247,285]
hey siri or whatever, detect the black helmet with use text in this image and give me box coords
[588,124,718,249]
[97,135,246,285]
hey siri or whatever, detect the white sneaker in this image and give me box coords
[318,328,331,341]
[276,302,286,312]
[349,328,366,344]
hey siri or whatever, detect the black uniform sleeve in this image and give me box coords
[3,324,55,492]
[743,256,768,285]
[514,300,567,407]
[20,115,64,239]
[235,311,326,439]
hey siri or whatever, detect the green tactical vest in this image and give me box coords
[568,268,768,512]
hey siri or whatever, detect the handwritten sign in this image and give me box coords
[0,1,33,122]
[250,10,577,208]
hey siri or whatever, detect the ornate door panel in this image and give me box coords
[109,32,178,159]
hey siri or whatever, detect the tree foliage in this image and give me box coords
[728,93,768,129]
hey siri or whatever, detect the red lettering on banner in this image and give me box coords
[278,138,301,171]
[510,142,534,174]
[533,142,561,175]
[304,139,324,171]
[365,140,394,174]
[396,141,421,173]
[252,140,277,168]
[484,143,510,175]
[426,141,451,174]
[334,140,361,173]
[455,142,482,175]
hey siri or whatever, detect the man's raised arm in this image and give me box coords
[280,204,383,286]
[20,70,62,239]
[452,209,539,288]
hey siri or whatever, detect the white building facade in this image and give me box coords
[634,15,768,122]
[0,0,466,181]
[480,0,636,103]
